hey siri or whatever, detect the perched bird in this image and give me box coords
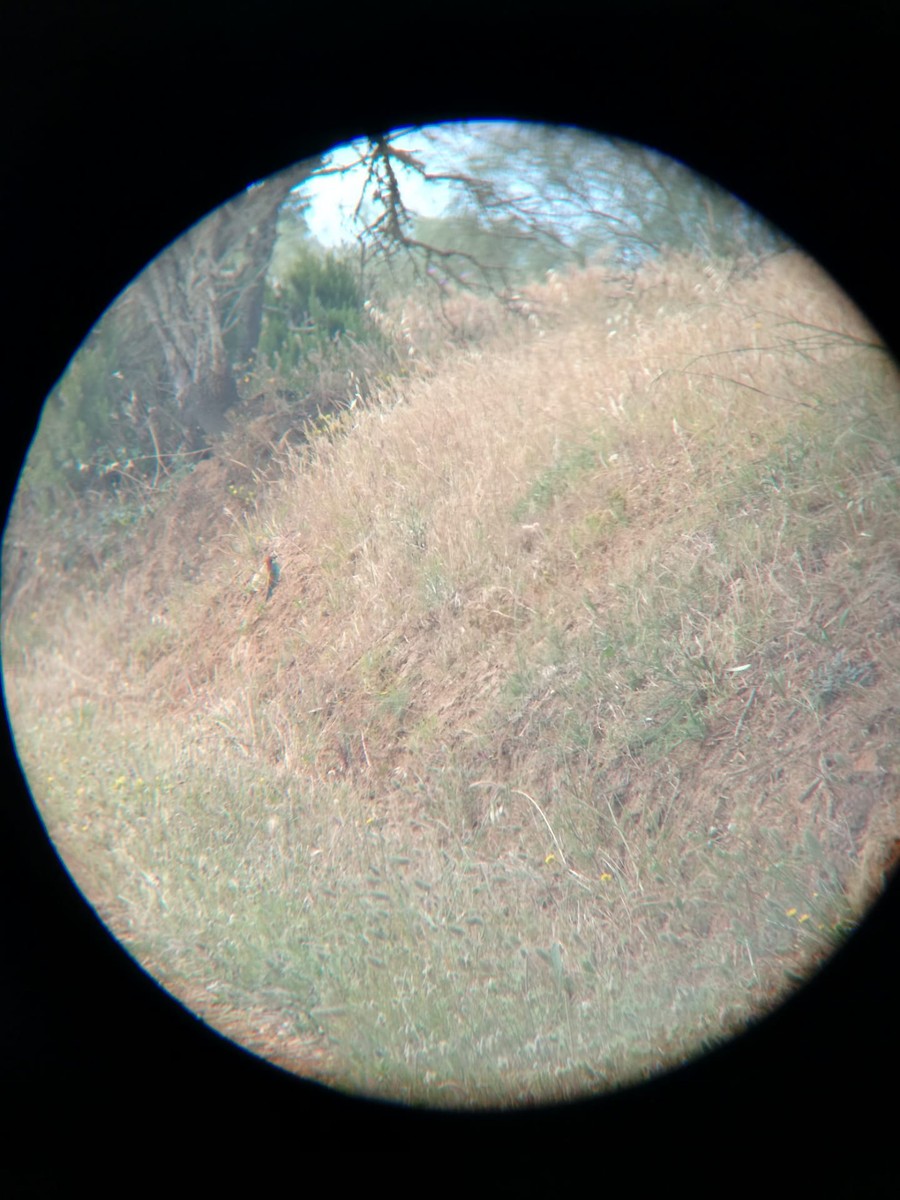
[264,552,281,600]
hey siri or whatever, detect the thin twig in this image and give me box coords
[145,416,166,488]
[734,686,757,740]
[797,777,823,805]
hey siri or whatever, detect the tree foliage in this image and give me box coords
[258,246,372,373]
[22,325,120,512]
[18,122,789,515]
[329,123,785,312]
[402,123,787,269]
[20,297,174,511]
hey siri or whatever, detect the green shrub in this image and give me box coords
[259,247,376,373]
[21,320,123,512]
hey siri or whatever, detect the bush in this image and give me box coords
[20,318,124,512]
[259,247,376,373]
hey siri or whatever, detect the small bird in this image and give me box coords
[264,552,281,600]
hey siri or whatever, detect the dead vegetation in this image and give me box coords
[4,249,900,1106]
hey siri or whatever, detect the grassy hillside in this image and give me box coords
[4,250,899,1107]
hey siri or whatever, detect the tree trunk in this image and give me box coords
[133,159,319,442]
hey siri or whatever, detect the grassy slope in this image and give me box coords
[5,250,900,1107]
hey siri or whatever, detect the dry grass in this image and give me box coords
[4,249,900,1108]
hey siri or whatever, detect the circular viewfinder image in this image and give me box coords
[4,121,899,1108]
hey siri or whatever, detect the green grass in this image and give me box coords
[10,645,874,1108]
